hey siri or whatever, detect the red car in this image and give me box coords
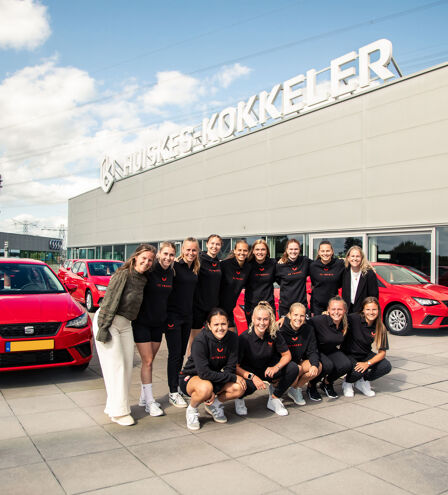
[64,259,123,312]
[0,258,92,371]
[57,258,78,283]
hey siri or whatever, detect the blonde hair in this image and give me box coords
[280,239,301,264]
[249,301,277,338]
[158,241,176,253]
[176,237,200,275]
[361,297,387,350]
[118,244,156,274]
[327,296,348,336]
[288,302,307,317]
[248,239,270,261]
[344,246,373,276]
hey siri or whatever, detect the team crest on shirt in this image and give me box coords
[292,267,298,271]
[217,347,223,353]
[212,263,217,267]
[268,342,273,346]
[168,323,174,328]
[371,332,376,337]
[292,336,298,341]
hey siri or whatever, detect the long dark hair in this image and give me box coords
[206,307,229,325]
[117,244,156,273]
[361,297,387,349]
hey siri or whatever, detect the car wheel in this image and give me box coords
[385,304,412,335]
[72,362,89,371]
[85,290,96,313]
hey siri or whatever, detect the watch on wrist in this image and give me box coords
[247,372,254,380]
[367,360,372,366]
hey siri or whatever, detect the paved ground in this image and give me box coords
[1,329,448,495]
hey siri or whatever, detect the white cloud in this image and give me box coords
[0,212,67,236]
[0,0,51,50]
[211,63,252,89]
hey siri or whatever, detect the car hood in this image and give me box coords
[391,283,448,300]
[0,293,85,324]
[89,276,112,285]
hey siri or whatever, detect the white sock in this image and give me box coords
[142,383,154,403]
[187,404,198,412]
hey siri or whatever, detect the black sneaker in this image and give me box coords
[307,385,322,402]
[320,381,338,399]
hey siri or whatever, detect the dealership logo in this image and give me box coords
[100,39,398,194]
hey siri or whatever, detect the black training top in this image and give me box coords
[309,257,345,308]
[238,328,288,378]
[275,256,311,311]
[310,314,345,355]
[134,262,173,327]
[180,328,238,386]
[341,267,379,313]
[193,252,222,312]
[244,257,276,309]
[342,313,389,360]
[219,257,251,315]
[278,317,320,367]
[167,259,198,317]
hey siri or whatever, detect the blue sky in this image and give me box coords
[0,0,447,239]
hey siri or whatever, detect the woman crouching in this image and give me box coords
[179,308,246,431]
[236,301,299,416]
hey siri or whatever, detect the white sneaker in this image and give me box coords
[342,380,354,397]
[146,401,164,416]
[138,393,146,407]
[111,414,135,426]
[287,387,306,405]
[169,392,188,408]
[186,406,200,430]
[235,398,248,416]
[354,378,375,397]
[267,396,288,416]
[205,401,227,423]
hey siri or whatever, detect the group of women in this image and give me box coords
[93,236,391,429]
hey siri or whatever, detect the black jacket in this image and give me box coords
[219,257,251,315]
[310,314,345,355]
[194,252,221,312]
[309,257,344,308]
[244,257,276,309]
[167,259,198,317]
[275,256,310,312]
[278,317,320,367]
[341,267,379,313]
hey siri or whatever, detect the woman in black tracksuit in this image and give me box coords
[278,302,322,406]
[165,237,200,408]
[132,241,175,417]
[244,239,276,323]
[276,239,311,317]
[219,240,251,331]
[187,234,223,354]
[309,240,345,316]
[179,308,246,431]
[308,296,352,401]
[342,246,379,313]
[341,297,392,397]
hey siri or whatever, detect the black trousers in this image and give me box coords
[345,352,392,383]
[311,350,352,385]
[243,361,299,398]
[310,299,327,316]
[165,314,192,393]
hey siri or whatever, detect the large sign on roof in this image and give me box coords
[100,39,396,193]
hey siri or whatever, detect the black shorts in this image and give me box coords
[132,322,164,343]
[178,373,223,396]
[192,308,209,330]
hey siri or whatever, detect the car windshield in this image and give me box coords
[87,261,123,276]
[0,263,66,294]
[375,265,429,285]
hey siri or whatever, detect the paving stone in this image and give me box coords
[18,407,96,435]
[393,386,448,406]
[413,436,448,463]
[32,425,121,460]
[0,416,26,440]
[55,377,106,393]
[392,369,448,386]
[358,449,448,495]
[426,380,448,393]
[0,462,64,495]
[356,417,446,448]
[48,448,153,494]
[240,443,347,486]
[1,384,62,399]
[162,459,281,494]
[7,393,74,415]
[0,399,13,417]
[82,477,178,494]
[307,402,391,428]
[290,467,410,495]
[302,429,403,465]
[403,406,448,432]
[358,394,428,416]
[66,388,107,407]
[0,436,42,469]
[130,434,228,474]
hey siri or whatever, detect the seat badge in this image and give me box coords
[24,326,35,335]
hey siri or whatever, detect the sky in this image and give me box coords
[0,0,447,240]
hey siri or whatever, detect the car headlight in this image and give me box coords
[412,297,440,306]
[95,284,107,291]
[66,312,89,328]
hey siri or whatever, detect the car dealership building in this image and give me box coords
[67,40,448,285]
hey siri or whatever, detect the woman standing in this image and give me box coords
[94,244,156,426]
[278,303,322,405]
[219,240,251,332]
[341,297,392,397]
[179,308,246,430]
[309,240,345,316]
[165,238,200,407]
[276,239,311,317]
[342,246,379,313]
[236,301,298,416]
[132,242,176,416]
[308,296,352,400]
[187,235,223,355]
[244,239,276,323]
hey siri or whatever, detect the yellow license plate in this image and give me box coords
[6,340,54,352]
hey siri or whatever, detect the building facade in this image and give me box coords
[0,232,63,265]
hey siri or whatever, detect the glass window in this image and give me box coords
[126,244,140,259]
[368,233,431,277]
[437,227,448,287]
[102,245,113,260]
[88,261,123,276]
[0,262,65,294]
[113,245,125,261]
[79,248,87,259]
[269,234,306,260]
[220,238,231,259]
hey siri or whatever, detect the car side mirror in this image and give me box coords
[65,283,77,294]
